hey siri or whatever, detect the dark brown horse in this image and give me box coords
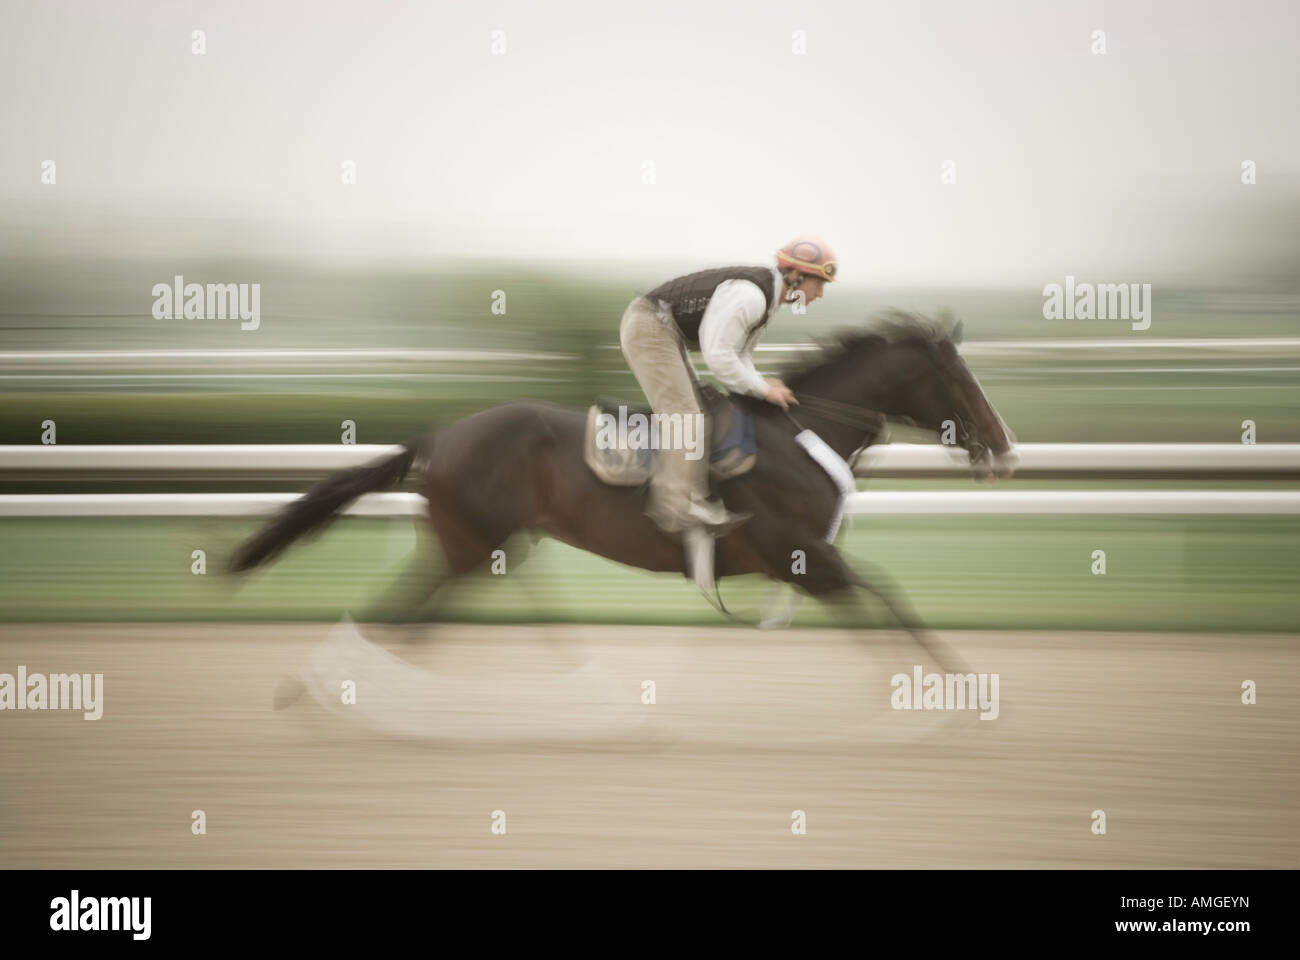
[231,312,1015,670]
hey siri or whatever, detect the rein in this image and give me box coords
[793,394,887,434]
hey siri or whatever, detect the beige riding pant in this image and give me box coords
[619,296,711,533]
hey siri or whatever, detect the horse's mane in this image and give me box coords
[783,309,960,385]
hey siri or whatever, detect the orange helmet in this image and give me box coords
[776,235,838,282]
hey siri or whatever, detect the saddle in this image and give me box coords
[583,386,758,487]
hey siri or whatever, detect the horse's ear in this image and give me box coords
[950,318,965,345]
[935,307,962,345]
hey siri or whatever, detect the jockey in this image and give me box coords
[619,235,838,591]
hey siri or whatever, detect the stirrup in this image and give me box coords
[681,527,739,618]
[682,526,716,596]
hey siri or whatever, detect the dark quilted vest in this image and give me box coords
[644,266,776,347]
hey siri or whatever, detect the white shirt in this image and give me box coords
[696,266,787,398]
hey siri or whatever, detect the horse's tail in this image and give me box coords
[229,440,422,573]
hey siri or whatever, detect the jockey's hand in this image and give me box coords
[764,379,798,409]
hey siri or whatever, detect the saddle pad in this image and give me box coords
[583,397,757,487]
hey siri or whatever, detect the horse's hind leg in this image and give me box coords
[406,466,586,663]
[271,531,449,710]
[350,481,503,643]
[356,525,453,629]
[277,462,530,707]
[364,480,527,645]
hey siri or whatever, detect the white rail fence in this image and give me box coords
[4,443,1299,479]
[2,489,1299,518]
[1,443,1298,517]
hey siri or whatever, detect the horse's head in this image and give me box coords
[833,312,1018,480]
[914,331,1018,480]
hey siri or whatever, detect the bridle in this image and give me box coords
[947,411,987,465]
[916,340,993,465]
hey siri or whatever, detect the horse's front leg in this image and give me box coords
[750,524,971,677]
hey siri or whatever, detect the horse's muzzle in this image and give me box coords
[970,445,1018,482]
[992,447,1019,480]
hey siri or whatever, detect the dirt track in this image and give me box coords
[1,623,1296,868]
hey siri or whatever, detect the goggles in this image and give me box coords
[781,255,838,282]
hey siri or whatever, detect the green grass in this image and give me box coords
[1,511,1296,632]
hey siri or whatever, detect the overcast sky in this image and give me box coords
[2,0,1297,285]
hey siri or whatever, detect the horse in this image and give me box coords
[230,311,1016,674]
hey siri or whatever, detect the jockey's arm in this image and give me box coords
[697,279,772,399]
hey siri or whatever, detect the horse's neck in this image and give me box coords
[790,365,889,460]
